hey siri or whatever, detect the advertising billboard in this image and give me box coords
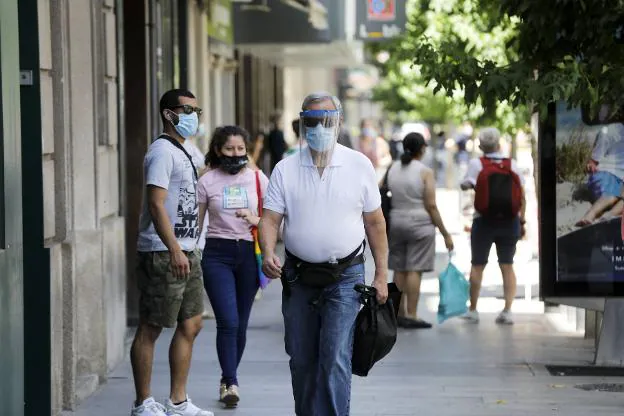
[541,102,624,296]
[368,0,396,21]
[355,0,406,41]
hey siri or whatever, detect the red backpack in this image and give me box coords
[474,157,522,220]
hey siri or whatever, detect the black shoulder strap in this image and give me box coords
[157,134,198,180]
[339,240,366,264]
[382,164,391,187]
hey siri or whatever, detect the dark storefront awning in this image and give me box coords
[233,0,362,67]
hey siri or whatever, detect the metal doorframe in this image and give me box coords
[17,0,52,414]
[0,1,25,415]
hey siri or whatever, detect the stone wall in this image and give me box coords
[38,0,126,413]
[283,67,337,144]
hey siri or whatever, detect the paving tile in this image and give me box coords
[64,245,623,416]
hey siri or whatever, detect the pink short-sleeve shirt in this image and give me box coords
[197,167,269,242]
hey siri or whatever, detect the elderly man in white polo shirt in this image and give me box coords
[259,92,389,416]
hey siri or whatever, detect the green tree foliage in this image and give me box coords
[370,0,529,133]
[410,0,624,117]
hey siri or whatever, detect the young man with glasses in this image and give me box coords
[131,89,213,416]
[259,92,389,416]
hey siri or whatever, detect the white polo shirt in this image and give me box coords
[264,144,381,263]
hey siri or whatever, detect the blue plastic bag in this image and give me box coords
[437,258,470,324]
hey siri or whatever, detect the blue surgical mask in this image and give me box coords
[362,127,377,138]
[305,125,335,151]
[173,112,199,139]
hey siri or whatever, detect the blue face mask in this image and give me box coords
[305,124,335,151]
[362,127,378,138]
[173,112,199,139]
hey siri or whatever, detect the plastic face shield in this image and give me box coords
[299,109,341,167]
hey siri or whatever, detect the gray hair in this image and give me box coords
[478,127,501,153]
[301,91,343,114]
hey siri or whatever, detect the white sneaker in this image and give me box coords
[496,310,514,325]
[462,310,480,323]
[165,396,214,416]
[131,397,167,416]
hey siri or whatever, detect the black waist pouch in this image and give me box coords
[286,242,365,288]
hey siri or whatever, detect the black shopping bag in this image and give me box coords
[352,283,401,377]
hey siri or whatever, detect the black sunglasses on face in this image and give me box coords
[169,104,203,116]
[301,117,338,128]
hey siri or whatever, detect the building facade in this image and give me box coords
[1,0,126,415]
[38,0,126,412]
[0,1,371,415]
[232,0,365,144]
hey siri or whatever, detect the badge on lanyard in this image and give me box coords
[223,185,248,209]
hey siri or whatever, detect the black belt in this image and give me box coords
[285,240,366,269]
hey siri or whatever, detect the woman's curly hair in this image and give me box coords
[204,125,251,168]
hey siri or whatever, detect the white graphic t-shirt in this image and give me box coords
[137,137,199,252]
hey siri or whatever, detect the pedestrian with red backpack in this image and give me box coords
[460,127,526,325]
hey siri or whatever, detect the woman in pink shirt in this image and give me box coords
[196,126,269,408]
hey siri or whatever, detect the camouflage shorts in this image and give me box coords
[136,249,204,328]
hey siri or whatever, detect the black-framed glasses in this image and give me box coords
[169,104,203,116]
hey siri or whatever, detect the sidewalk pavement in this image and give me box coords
[65,240,624,416]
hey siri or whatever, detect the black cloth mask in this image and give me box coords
[220,155,248,175]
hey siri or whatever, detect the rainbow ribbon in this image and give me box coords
[252,227,270,289]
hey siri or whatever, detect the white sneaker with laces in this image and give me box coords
[131,397,167,416]
[462,309,480,323]
[496,310,514,325]
[165,396,214,416]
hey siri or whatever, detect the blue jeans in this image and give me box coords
[282,261,365,416]
[201,238,259,386]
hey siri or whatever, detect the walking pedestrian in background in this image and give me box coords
[248,130,265,172]
[387,132,454,329]
[267,112,287,173]
[356,119,392,182]
[461,127,526,325]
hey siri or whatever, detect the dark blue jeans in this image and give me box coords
[282,261,365,416]
[202,238,259,386]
